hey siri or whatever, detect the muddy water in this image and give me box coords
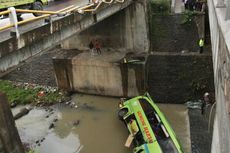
[14,94,190,153]
[45,94,131,153]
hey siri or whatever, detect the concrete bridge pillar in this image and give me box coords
[61,0,150,53]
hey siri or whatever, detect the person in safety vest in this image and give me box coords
[199,38,204,54]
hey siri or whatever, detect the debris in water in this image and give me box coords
[14,107,31,120]
[74,105,78,109]
[49,123,55,129]
[66,101,71,105]
[186,100,202,109]
[10,102,17,108]
[72,120,80,126]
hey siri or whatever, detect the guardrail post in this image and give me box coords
[216,0,226,8]
[8,7,19,38]
[226,0,230,20]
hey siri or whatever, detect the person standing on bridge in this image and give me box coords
[199,38,204,54]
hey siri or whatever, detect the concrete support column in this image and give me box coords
[123,0,150,52]
[61,1,150,53]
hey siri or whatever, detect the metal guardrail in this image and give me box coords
[0,0,126,37]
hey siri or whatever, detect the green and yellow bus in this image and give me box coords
[118,93,184,153]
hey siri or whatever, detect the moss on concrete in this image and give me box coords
[150,0,171,14]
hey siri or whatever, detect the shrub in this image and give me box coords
[150,0,170,14]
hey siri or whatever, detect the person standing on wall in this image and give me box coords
[199,38,204,54]
[89,40,94,55]
[95,39,101,55]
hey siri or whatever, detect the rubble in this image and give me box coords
[0,80,70,106]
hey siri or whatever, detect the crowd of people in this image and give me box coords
[183,0,206,12]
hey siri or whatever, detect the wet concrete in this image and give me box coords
[12,94,191,153]
[159,104,191,152]
[188,109,212,153]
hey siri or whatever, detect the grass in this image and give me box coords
[150,0,171,14]
[0,80,65,105]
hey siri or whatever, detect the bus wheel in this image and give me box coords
[118,109,128,121]
[33,1,43,16]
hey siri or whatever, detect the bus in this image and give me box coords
[118,93,184,153]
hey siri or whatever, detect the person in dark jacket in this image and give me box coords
[89,40,94,55]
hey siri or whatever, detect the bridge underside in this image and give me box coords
[0,0,150,75]
[53,1,150,97]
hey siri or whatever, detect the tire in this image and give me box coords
[17,14,23,21]
[118,109,128,121]
[32,1,43,16]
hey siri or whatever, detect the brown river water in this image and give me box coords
[13,94,190,153]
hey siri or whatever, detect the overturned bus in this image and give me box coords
[118,93,184,153]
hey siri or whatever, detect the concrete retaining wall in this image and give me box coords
[208,0,230,152]
[147,52,214,103]
[150,14,203,53]
[53,51,147,97]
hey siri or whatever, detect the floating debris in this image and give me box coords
[186,100,202,109]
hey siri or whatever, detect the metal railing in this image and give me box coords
[0,0,126,36]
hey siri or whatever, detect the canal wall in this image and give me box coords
[147,52,214,103]
[53,51,147,97]
[208,0,230,152]
[150,13,206,53]
[61,1,150,53]
[148,8,212,103]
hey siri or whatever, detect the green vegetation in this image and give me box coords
[0,80,65,105]
[150,0,170,14]
[27,150,36,153]
[181,10,200,25]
